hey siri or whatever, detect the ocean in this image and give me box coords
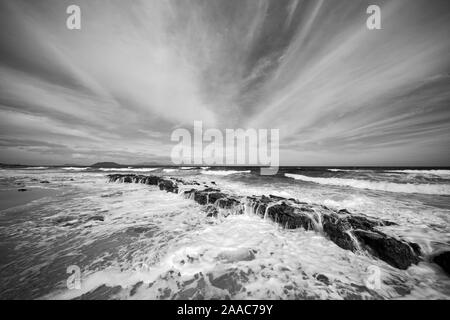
[0,166,449,299]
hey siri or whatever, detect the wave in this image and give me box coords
[285,173,450,195]
[386,170,450,177]
[162,169,178,173]
[201,170,251,176]
[61,167,89,171]
[23,167,49,170]
[98,168,160,172]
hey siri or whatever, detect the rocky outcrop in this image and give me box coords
[107,174,422,270]
[432,251,450,275]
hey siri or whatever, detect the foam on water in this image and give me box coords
[201,170,251,176]
[387,170,450,177]
[0,169,449,300]
[285,173,450,195]
[98,168,160,172]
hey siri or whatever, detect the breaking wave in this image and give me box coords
[386,170,450,177]
[201,170,251,176]
[285,173,450,195]
[98,168,160,172]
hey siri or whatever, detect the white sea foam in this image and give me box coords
[163,169,179,173]
[62,167,89,171]
[23,167,49,170]
[201,170,251,176]
[387,170,450,177]
[99,168,160,172]
[285,173,450,195]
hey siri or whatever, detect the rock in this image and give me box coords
[158,179,178,193]
[17,188,27,192]
[86,215,104,222]
[40,180,50,184]
[432,251,450,275]
[265,203,315,230]
[207,192,227,204]
[315,274,330,285]
[105,173,422,270]
[205,205,218,218]
[216,197,240,209]
[353,230,420,270]
[322,214,358,251]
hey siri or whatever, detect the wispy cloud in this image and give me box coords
[0,0,449,165]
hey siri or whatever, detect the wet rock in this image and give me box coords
[194,191,208,205]
[207,192,227,205]
[158,179,178,193]
[315,274,330,286]
[86,215,104,222]
[208,270,247,295]
[265,203,315,230]
[432,251,450,275]
[216,197,240,209]
[353,230,420,270]
[40,180,50,184]
[322,214,358,251]
[205,205,218,218]
[74,284,122,300]
[105,173,421,270]
[130,281,143,296]
[17,188,27,192]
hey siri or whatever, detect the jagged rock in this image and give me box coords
[216,197,240,209]
[207,192,227,204]
[106,173,421,270]
[432,251,450,275]
[86,215,104,222]
[322,213,420,269]
[205,205,218,218]
[322,214,358,251]
[158,179,178,193]
[266,203,316,230]
[353,230,420,270]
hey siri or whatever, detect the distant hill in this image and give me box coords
[90,162,124,168]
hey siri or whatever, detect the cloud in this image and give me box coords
[0,0,449,165]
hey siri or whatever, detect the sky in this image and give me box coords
[0,0,449,166]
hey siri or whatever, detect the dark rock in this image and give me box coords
[17,188,27,192]
[145,176,160,185]
[315,274,330,285]
[432,251,450,275]
[194,191,208,205]
[158,179,178,193]
[86,215,104,222]
[266,203,315,230]
[353,230,420,270]
[40,180,50,184]
[216,197,240,209]
[205,205,219,218]
[322,214,358,251]
[207,192,227,204]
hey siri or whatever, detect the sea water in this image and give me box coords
[0,167,449,299]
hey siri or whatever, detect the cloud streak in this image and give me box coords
[0,0,449,165]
